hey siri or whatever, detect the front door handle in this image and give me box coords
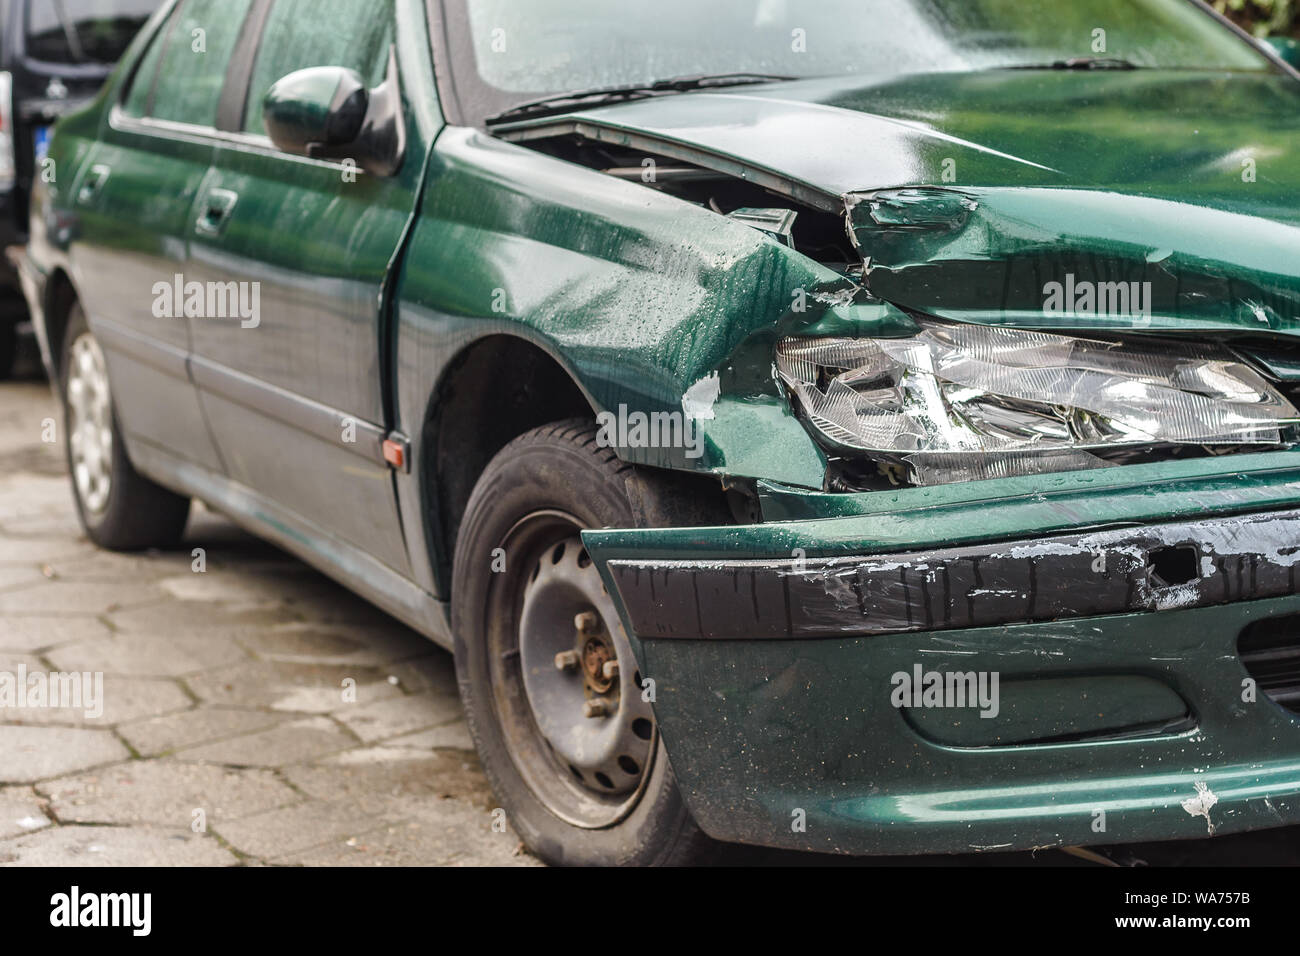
[195,188,239,237]
[77,164,111,204]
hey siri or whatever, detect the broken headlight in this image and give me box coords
[776,322,1300,486]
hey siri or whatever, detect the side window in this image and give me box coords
[242,0,396,137]
[122,0,254,127]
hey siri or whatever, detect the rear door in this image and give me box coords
[72,0,255,472]
[186,0,423,574]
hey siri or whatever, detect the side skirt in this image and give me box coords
[127,437,454,650]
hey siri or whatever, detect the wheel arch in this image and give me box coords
[43,267,81,375]
[419,332,596,593]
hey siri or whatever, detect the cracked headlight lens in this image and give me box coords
[776,322,1300,485]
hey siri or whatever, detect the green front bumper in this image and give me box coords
[583,452,1300,855]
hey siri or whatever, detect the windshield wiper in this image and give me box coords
[486,73,797,125]
[1006,57,1141,71]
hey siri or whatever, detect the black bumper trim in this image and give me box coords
[607,509,1300,640]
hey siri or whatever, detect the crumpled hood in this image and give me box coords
[560,69,1300,341]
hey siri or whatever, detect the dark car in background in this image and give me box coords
[0,0,159,376]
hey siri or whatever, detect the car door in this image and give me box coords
[71,0,254,473]
[185,0,419,574]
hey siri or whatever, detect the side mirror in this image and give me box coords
[262,48,406,177]
[1262,36,1300,70]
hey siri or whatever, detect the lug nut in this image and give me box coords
[583,697,613,719]
[602,659,620,680]
[554,650,580,672]
[575,611,601,635]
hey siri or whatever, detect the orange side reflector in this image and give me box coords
[382,439,405,470]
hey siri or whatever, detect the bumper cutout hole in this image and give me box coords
[1148,545,1199,588]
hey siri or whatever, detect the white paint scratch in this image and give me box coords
[1181,780,1219,834]
[682,373,720,421]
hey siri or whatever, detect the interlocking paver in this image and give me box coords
[46,630,250,677]
[279,800,539,866]
[37,761,299,826]
[0,615,111,653]
[333,692,463,744]
[385,654,459,697]
[107,600,307,636]
[0,566,45,591]
[186,659,404,714]
[0,787,50,839]
[212,799,400,860]
[281,747,493,809]
[118,707,289,758]
[0,534,95,565]
[0,674,190,727]
[235,621,430,667]
[176,716,356,767]
[0,579,169,616]
[0,726,130,784]
[0,825,236,866]
[385,720,475,752]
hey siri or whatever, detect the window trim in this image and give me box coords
[108,103,359,171]
[216,0,275,133]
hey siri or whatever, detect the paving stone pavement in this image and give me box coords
[0,373,537,867]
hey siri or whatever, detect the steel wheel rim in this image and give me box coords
[487,510,657,830]
[66,332,113,517]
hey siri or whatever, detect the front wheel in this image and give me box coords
[452,420,727,866]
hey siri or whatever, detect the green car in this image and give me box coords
[19,0,1300,865]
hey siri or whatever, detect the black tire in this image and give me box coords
[452,419,729,866]
[61,304,190,550]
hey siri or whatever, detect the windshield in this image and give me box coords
[26,0,160,66]
[441,0,1272,123]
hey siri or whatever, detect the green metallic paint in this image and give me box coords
[25,3,1300,856]
[585,453,1300,561]
[1265,36,1300,70]
[510,70,1300,340]
[395,125,847,490]
[614,594,1300,855]
[904,674,1191,748]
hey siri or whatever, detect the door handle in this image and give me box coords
[195,188,239,237]
[77,164,111,204]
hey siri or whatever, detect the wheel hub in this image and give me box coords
[66,333,113,516]
[582,637,614,694]
[518,536,655,798]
